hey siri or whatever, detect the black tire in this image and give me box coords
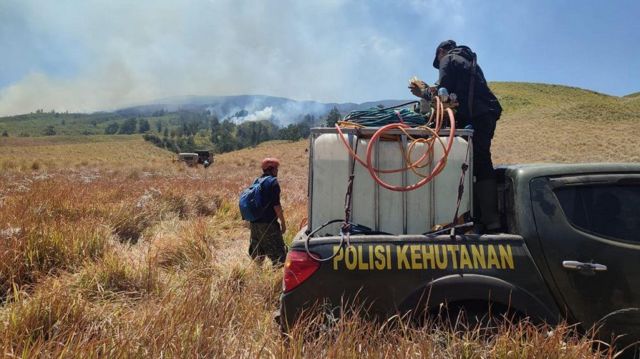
[434,300,522,333]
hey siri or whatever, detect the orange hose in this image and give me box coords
[335,124,432,174]
[364,111,455,192]
[334,98,457,192]
[335,97,448,175]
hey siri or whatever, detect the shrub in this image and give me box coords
[0,279,96,350]
[143,133,163,147]
[75,250,158,300]
[154,235,212,271]
[191,194,221,217]
[42,126,56,136]
[109,204,155,243]
[105,122,119,135]
[0,222,109,298]
[118,118,137,134]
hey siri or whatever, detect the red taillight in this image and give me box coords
[283,250,320,293]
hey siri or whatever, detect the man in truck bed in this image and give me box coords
[413,40,503,232]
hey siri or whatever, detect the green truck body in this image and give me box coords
[280,163,640,347]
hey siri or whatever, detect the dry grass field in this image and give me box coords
[491,82,640,164]
[1,83,637,357]
[0,135,175,172]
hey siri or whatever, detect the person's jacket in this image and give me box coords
[437,46,502,126]
[253,174,281,223]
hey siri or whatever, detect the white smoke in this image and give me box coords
[0,0,466,116]
[233,107,274,124]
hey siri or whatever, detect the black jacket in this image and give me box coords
[253,174,281,223]
[437,46,502,126]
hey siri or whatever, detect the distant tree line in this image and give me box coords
[119,107,341,153]
[0,105,344,153]
[143,113,319,154]
[104,118,152,135]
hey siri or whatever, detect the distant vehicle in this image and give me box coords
[195,150,213,168]
[177,153,199,167]
[279,126,640,354]
[177,150,213,168]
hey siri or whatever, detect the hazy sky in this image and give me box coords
[1,0,639,116]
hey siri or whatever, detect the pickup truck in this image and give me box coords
[279,163,640,349]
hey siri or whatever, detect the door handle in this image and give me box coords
[562,260,608,275]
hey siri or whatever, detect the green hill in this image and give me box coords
[1,82,639,163]
[1,82,637,136]
[487,82,640,164]
[0,111,174,137]
[491,82,639,118]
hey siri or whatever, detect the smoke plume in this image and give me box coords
[0,0,464,116]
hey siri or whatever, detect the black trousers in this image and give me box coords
[471,113,498,181]
[249,221,286,265]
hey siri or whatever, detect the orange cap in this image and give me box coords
[261,157,280,170]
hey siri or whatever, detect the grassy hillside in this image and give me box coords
[2,82,638,140]
[1,82,638,164]
[0,135,175,171]
[0,112,135,136]
[490,82,640,163]
[1,83,635,357]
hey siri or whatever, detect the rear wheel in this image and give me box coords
[432,300,524,333]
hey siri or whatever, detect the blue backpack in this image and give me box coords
[239,176,275,221]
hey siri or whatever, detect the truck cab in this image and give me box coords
[507,164,640,345]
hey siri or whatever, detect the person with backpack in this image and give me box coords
[410,40,502,233]
[239,157,287,265]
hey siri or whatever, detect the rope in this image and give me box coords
[449,137,472,238]
[342,132,360,234]
[335,97,446,175]
[335,97,457,192]
[342,103,427,127]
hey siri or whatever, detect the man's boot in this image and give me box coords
[475,178,501,233]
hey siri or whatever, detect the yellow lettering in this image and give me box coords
[487,245,500,269]
[459,245,472,269]
[410,245,422,269]
[499,245,514,270]
[333,245,344,270]
[330,241,510,271]
[397,245,410,269]
[345,246,357,270]
[422,245,435,269]
[358,246,369,270]
[374,246,386,270]
[435,245,448,269]
[447,245,459,269]
[471,245,486,269]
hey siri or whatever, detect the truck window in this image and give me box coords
[554,184,640,243]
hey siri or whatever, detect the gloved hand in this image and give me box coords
[408,77,428,98]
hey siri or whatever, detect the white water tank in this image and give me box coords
[309,128,473,235]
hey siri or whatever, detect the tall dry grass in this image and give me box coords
[0,125,634,357]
